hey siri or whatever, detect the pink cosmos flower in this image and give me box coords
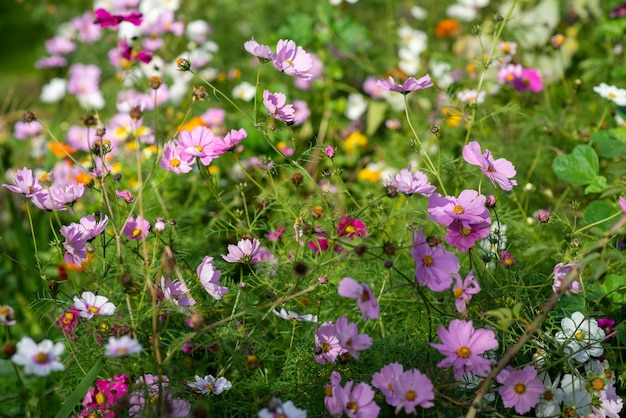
[73,291,117,319]
[314,322,344,365]
[410,228,460,292]
[222,238,261,263]
[80,375,128,417]
[462,141,517,191]
[71,12,102,43]
[497,64,523,85]
[337,381,380,418]
[383,166,436,196]
[372,362,404,407]
[60,223,88,266]
[619,196,626,213]
[160,276,196,313]
[56,307,81,338]
[324,145,336,159]
[337,277,379,321]
[428,190,490,228]
[376,74,433,94]
[336,216,368,239]
[34,55,67,69]
[244,36,273,61]
[266,226,285,242]
[452,271,480,317]
[160,140,195,174]
[93,8,143,28]
[105,335,143,357]
[212,128,247,154]
[123,215,150,240]
[115,189,135,203]
[334,315,372,360]
[14,120,42,139]
[552,260,581,294]
[498,365,544,414]
[197,256,228,300]
[393,369,435,414]
[263,90,295,124]
[430,319,499,378]
[67,64,101,96]
[514,68,543,92]
[445,219,491,252]
[324,371,344,416]
[45,36,76,55]
[119,40,152,64]
[272,39,313,79]
[177,125,218,165]
[2,167,41,196]
[31,184,85,211]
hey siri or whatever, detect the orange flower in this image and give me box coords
[48,142,76,157]
[178,116,206,132]
[75,172,94,187]
[435,19,460,38]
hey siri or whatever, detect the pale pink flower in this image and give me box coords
[221,238,260,263]
[462,141,517,191]
[498,365,543,414]
[123,215,150,240]
[272,39,313,79]
[73,291,117,319]
[337,277,379,321]
[452,271,480,317]
[197,256,228,300]
[376,74,433,94]
[334,315,372,360]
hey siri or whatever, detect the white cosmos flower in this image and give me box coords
[593,83,626,106]
[73,291,116,319]
[187,375,232,394]
[40,78,67,103]
[12,337,65,376]
[560,373,592,416]
[272,308,317,323]
[105,335,143,358]
[535,373,564,417]
[555,311,605,363]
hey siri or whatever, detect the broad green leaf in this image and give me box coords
[591,129,626,159]
[600,274,626,305]
[583,200,615,231]
[552,144,599,186]
[584,175,607,194]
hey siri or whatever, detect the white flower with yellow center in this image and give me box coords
[555,311,605,363]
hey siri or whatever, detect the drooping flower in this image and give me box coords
[160,276,196,313]
[56,307,81,338]
[337,277,379,321]
[244,36,273,61]
[115,189,135,203]
[11,336,65,376]
[197,256,228,300]
[273,308,317,323]
[338,381,380,418]
[383,166,436,196]
[392,369,435,414]
[452,271,480,317]
[2,167,41,196]
[430,319,499,378]
[105,335,143,357]
[221,238,261,263]
[498,365,544,414]
[376,74,433,94]
[555,311,605,363]
[462,141,517,191]
[263,90,295,124]
[73,291,116,319]
[212,128,247,154]
[411,228,460,292]
[334,315,372,360]
[187,375,232,395]
[324,371,344,417]
[122,215,151,240]
[60,223,88,267]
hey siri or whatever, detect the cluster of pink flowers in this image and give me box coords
[324,371,380,417]
[245,38,313,80]
[372,363,435,414]
[498,64,543,93]
[314,315,372,364]
[160,126,247,173]
[78,374,129,417]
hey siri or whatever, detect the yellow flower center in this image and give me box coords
[457,346,471,358]
[345,225,356,234]
[575,331,585,341]
[423,255,434,267]
[88,306,99,313]
[95,391,106,405]
[62,313,74,324]
[0,306,8,315]
[171,158,181,168]
[34,352,49,364]
[453,205,465,214]
[117,348,127,356]
[405,390,417,401]
[346,402,358,412]
[461,227,472,237]
[544,389,553,401]
[387,383,394,392]
[453,287,464,298]
[591,378,604,391]
[514,383,526,394]
[132,228,142,237]
[325,385,333,397]
[322,342,331,353]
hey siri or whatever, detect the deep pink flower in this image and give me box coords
[266,226,285,242]
[384,165,436,196]
[115,189,135,203]
[93,8,143,29]
[272,39,313,79]
[123,215,150,240]
[462,141,517,191]
[376,74,433,94]
[499,250,515,267]
[452,271,480,317]
[514,68,543,92]
[221,238,261,263]
[197,256,228,300]
[392,369,435,414]
[428,190,490,228]
[410,228,460,292]
[212,128,247,154]
[119,40,152,64]
[334,315,372,360]
[430,319,499,378]
[498,365,543,414]
[337,277,380,321]
[263,90,295,124]
[324,145,336,159]
[177,125,218,165]
[56,307,81,338]
[314,322,344,365]
[336,216,368,239]
[372,362,404,407]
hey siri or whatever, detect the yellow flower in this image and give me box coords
[343,131,368,154]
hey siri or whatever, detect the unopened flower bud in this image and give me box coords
[317,276,328,284]
[291,172,303,186]
[384,260,393,269]
[82,114,98,127]
[21,111,36,123]
[190,312,205,331]
[129,105,142,121]
[383,242,397,255]
[312,205,324,219]
[154,217,166,233]
[192,86,208,101]
[324,145,335,159]
[354,244,367,256]
[149,75,162,90]
[176,57,191,71]
[386,185,398,198]
[2,342,16,358]
[486,195,497,208]
[294,261,307,276]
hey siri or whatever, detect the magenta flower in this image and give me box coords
[314,322,344,365]
[338,381,380,418]
[372,362,404,407]
[337,277,379,321]
[123,215,150,240]
[81,375,128,416]
[376,74,433,94]
[212,128,247,154]
[119,40,152,64]
[393,369,435,414]
[445,219,491,252]
[197,256,228,300]
[56,307,81,338]
[383,166,436,196]
[272,39,313,79]
[244,36,273,61]
[336,216,368,239]
[266,226,285,242]
[452,271,480,317]
[410,228,460,292]
[334,315,372,360]
[93,8,143,29]
[221,238,261,263]
[115,189,135,203]
[263,90,295,124]
[324,144,336,159]
[177,125,218,166]
[430,319,499,378]
[73,291,116,319]
[2,167,41,196]
[160,140,195,174]
[514,68,543,92]
[462,141,517,191]
[428,190,490,228]
[499,250,515,267]
[498,365,543,414]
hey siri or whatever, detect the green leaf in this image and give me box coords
[600,274,626,305]
[552,144,599,187]
[591,129,626,159]
[55,359,104,418]
[584,175,607,194]
[618,323,626,346]
[583,200,616,232]
[366,100,387,136]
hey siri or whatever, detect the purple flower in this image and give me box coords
[314,322,344,365]
[372,362,404,407]
[123,215,150,240]
[324,371,344,416]
[337,381,380,418]
[410,228,460,292]
[619,196,626,214]
[552,261,581,294]
[60,223,88,266]
[93,8,143,29]
[197,256,228,300]
[498,365,543,414]
[445,219,491,252]
[263,90,295,124]
[376,74,433,94]
[79,214,108,241]
[244,36,272,61]
[272,39,313,79]
[383,166,436,196]
[2,167,41,196]
[337,277,379,321]
[221,238,260,263]
[334,315,372,360]
[452,271,480,317]
[160,276,196,313]
[45,36,76,55]
[393,369,435,413]
[462,141,517,191]
[31,184,85,211]
[115,189,135,203]
[428,190,490,228]
[430,319,499,378]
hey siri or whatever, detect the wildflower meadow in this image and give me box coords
[2,0,626,416]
